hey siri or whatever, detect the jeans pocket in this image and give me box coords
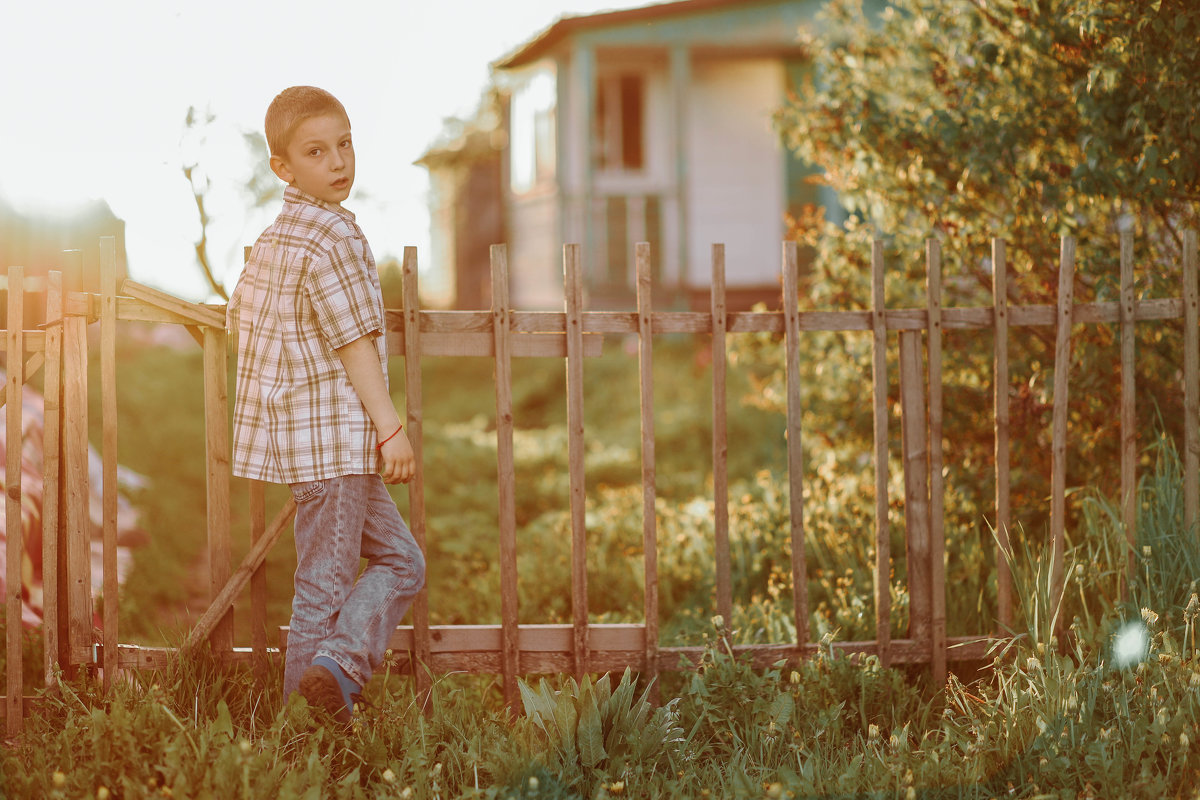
[289,480,326,504]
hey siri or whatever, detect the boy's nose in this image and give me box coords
[331,150,345,170]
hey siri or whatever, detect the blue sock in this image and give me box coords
[312,656,360,712]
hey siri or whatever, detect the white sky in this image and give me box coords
[1,0,650,302]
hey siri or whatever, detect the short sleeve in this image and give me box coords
[305,234,383,350]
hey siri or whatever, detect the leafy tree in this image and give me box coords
[745,0,1200,630]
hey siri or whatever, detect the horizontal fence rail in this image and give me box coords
[0,230,1196,729]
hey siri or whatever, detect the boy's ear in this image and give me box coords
[269,154,294,184]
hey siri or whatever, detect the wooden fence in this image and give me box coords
[1,230,1198,734]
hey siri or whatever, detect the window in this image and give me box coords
[595,73,644,172]
[510,70,557,194]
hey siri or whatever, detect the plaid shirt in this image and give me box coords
[227,186,387,484]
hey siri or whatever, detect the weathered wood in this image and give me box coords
[203,327,233,653]
[184,499,296,651]
[992,238,1013,630]
[100,238,119,690]
[899,332,931,644]
[870,240,891,667]
[42,271,64,686]
[711,245,732,641]
[782,242,809,646]
[248,480,267,670]
[491,245,521,715]
[926,239,947,687]
[1050,237,1076,612]
[1184,230,1199,536]
[6,266,24,735]
[401,246,432,707]
[121,279,226,328]
[385,331,602,358]
[63,311,92,666]
[1119,230,1137,591]
[564,244,590,679]
[635,243,660,697]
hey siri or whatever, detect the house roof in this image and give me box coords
[493,0,797,69]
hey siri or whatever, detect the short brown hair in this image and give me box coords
[264,86,350,156]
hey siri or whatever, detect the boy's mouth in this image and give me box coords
[331,178,350,190]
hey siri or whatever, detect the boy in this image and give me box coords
[226,86,425,724]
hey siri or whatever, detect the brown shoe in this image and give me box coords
[298,663,352,724]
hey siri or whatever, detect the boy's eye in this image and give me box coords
[309,148,322,157]
[339,140,352,149]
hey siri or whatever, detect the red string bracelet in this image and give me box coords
[376,424,403,449]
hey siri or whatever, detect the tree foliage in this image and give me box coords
[753,0,1200,617]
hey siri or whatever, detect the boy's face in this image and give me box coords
[270,113,355,205]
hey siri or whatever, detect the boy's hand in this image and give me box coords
[379,427,416,484]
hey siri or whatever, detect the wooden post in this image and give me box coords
[42,270,64,685]
[100,237,119,689]
[204,324,233,655]
[564,244,590,679]
[1184,230,1198,537]
[1119,230,1136,592]
[992,238,1013,630]
[711,244,732,641]
[1050,236,1076,614]
[925,239,947,687]
[490,245,520,715]
[63,292,92,667]
[7,265,25,734]
[635,243,659,691]
[401,246,433,706]
[870,240,891,666]
[782,242,809,648]
[899,332,930,644]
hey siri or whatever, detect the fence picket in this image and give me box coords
[1119,231,1137,591]
[711,245,732,640]
[635,242,660,696]
[782,242,809,648]
[100,238,119,690]
[925,240,947,686]
[899,332,930,645]
[1185,230,1199,535]
[6,265,25,734]
[42,270,64,685]
[64,303,92,666]
[992,239,1013,629]
[871,240,891,666]
[1050,237,1077,612]
[564,244,590,678]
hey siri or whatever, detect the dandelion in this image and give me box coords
[239,738,252,755]
[606,780,626,795]
[382,769,396,784]
[789,670,802,685]
[52,772,66,788]
[528,776,540,792]
[868,723,881,740]
[97,788,110,800]
[400,788,414,799]
[765,782,784,799]
[1143,546,1152,558]
[1182,732,1191,749]
[1141,608,1160,626]
[1190,672,1200,687]
[906,789,917,800]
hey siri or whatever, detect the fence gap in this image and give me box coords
[710,244,732,641]
[401,246,433,707]
[248,480,267,674]
[204,323,233,654]
[870,239,891,666]
[100,237,119,688]
[1119,230,1136,593]
[992,238,1013,629]
[564,244,590,678]
[925,239,947,686]
[635,242,659,695]
[6,264,25,734]
[782,241,809,648]
[490,244,520,715]
[1049,237,1077,611]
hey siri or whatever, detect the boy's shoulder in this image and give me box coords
[262,188,363,257]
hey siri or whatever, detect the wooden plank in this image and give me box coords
[711,245,732,641]
[381,622,646,654]
[385,331,602,359]
[6,266,25,735]
[926,239,947,687]
[184,498,296,651]
[1049,237,1076,612]
[401,246,433,707]
[248,480,267,671]
[782,242,809,646]
[41,271,64,686]
[203,326,233,653]
[1184,230,1199,536]
[491,245,520,715]
[870,240,891,667]
[899,332,931,644]
[992,239,1013,630]
[63,312,92,666]
[1119,230,1137,592]
[0,332,46,353]
[121,279,226,328]
[114,297,227,328]
[635,243,660,696]
[100,238,119,690]
[0,274,48,292]
[563,244,590,679]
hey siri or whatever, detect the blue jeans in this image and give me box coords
[283,473,425,699]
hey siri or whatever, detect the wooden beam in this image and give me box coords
[782,241,809,647]
[926,239,947,688]
[711,245,732,641]
[635,242,660,698]
[870,240,891,667]
[1049,237,1077,614]
[564,244,590,679]
[121,279,226,328]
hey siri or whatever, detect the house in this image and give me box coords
[419,0,846,311]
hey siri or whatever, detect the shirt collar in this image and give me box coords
[282,185,356,222]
